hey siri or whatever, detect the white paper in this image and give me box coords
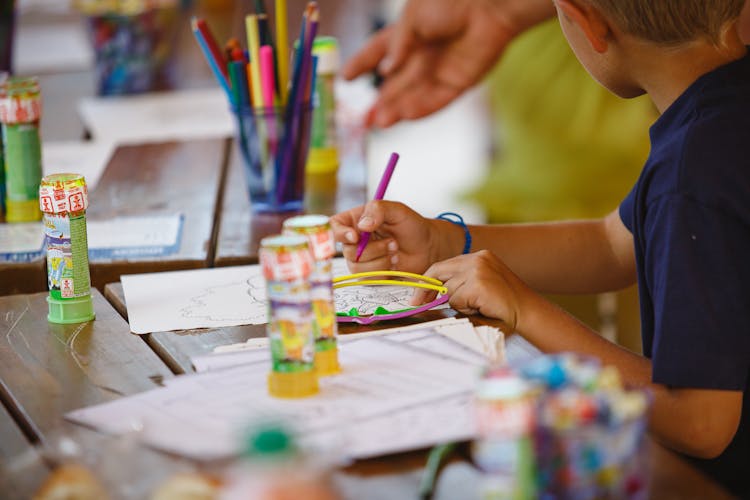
[87,214,183,259]
[122,265,263,334]
[14,22,94,74]
[504,334,543,365]
[192,318,475,373]
[43,140,115,191]
[122,257,448,334]
[66,337,479,461]
[0,222,44,256]
[77,88,235,145]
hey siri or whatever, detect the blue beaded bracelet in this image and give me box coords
[436,212,472,255]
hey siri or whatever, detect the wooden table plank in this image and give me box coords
[0,290,204,497]
[0,403,49,500]
[213,143,366,267]
[0,290,173,435]
[86,139,229,289]
[0,259,47,296]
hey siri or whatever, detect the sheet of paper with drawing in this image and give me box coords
[66,335,481,461]
[122,258,446,334]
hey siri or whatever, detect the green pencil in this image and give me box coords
[418,442,458,500]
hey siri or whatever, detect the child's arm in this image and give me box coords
[416,216,742,459]
[517,281,742,458]
[332,202,635,295]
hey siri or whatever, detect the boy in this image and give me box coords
[332,0,749,495]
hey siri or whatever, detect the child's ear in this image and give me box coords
[557,0,611,53]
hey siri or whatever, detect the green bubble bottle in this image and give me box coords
[1,76,43,222]
[282,214,340,376]
[39,173,95,324]
[260,234,318,398]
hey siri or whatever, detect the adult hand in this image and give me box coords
[412,250,535,332]
[343,0,555,128]
[330,201,450,274]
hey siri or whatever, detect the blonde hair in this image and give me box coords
[587,0,745,44]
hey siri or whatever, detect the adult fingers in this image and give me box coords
[378,15,415,75]
[342,28,392,80]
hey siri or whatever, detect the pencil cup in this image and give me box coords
[232,104,313,213]
[75,0,180,96]
[523,355,651,498]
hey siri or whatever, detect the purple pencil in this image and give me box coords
[276,3,318,203]
[355,152,400,262]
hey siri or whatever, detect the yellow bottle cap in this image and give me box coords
[268,369,319,399]
[306,147,339,174]
[5,199,41,222]
[315,348,341,376]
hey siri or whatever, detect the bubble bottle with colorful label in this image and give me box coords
[260,234,318,398]
[1,76,43,222]
[282,214,340,376]
[306,37,340,175]
[39,174,95,324]
[472,367,537,500]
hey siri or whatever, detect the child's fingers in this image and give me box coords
[331,207,365,244]
[356,200,390,233]
[410,288,437,306]
[341,238,397,271]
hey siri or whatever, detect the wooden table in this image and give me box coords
[0,256,46,296]
[0,132,364,296]
[0,283,697,499]
[85,138,229,289]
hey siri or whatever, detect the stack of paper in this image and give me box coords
[66,319,542,461]
[67,332,483,461]
[193,317,505,373]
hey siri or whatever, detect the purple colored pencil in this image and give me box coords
[355,152,400,262]
[276,3,318,203]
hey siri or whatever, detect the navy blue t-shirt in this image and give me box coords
[619,51,750,495]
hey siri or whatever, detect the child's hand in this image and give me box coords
[331,200,439,274]
[412,250,534,332]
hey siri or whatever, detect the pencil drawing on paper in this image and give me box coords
[333,285,417,316]
[179,273,267,324]
[175,258,416,327]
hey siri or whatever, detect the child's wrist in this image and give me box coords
[434,212,472,258]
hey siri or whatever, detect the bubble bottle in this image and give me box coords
[282,214,340,376]
[260,234,318,398]
[39,174,95,324]
[1,76,43,222]
[221,423,340,500]
[472,367,537,499]
[306,37,340,175]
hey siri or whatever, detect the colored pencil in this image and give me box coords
[245,14,264,109]
[194,18,228,82]
[191,18,231,99]
[355,152,400,261]
[275,0,289,104]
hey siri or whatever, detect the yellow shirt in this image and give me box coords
[471,20,657,222]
